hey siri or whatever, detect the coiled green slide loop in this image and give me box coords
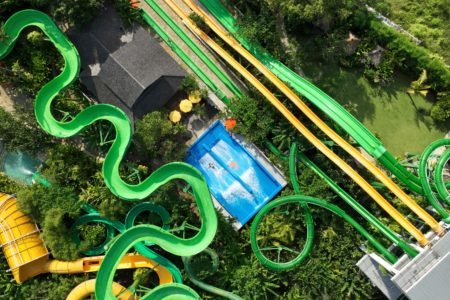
[418,139,450,222]
[70,203,184,283]
[251,141,399,269]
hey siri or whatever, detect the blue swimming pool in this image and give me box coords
[186,121,283,226]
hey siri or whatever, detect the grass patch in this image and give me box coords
[302,62,447,156]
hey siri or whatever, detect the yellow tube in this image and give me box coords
[0,194,173,284]
[0,193,50,283]
[66,279,134,300]
[161,1,432,245]
[45,253,173,284]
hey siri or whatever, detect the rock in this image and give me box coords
[368,45,385,66]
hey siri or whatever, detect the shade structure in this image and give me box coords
[179,99,193,113]
[169,110,181,123]
[188,91,202,104]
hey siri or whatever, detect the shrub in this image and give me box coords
[180,74,200,94]
[431,93,450,123]
[367,19,450,91]
[134,111,190,165]
[189,12,211,35]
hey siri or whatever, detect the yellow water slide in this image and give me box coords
[0,193,172,285]
[179,0,443,238]
[0,193,50,283]
[66,279,133,300]
[163,0,441,245]
[64,254,173,300]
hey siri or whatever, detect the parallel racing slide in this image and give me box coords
[0,9,217,299]
[164,0,440,246]
[197,0,450,215]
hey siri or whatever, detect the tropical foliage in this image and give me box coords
[0,0,446,299]
[134,110,190,166]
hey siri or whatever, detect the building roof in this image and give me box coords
[68,6,186,120]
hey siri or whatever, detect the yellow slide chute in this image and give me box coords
[163,0,442,245]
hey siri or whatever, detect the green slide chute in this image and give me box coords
[251,195,398,269]
[71,202,184,283]
[266,141,417,258]
[140,1,243,106]
[199,0,449,202]
[251,142,399,270]
[0,9,217,299]
[144,0,242,99]
[418,139,450,221]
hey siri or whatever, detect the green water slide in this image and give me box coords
[140,2,242,106]
[0,9,217,299]
[419,139,450,221]
[198,0,448,197]
[251,195,398,269]
[143,0,242,99]
[266,141,417,258]
[72,202,184,283]
[250,142,398,270]
[140,11,229,104]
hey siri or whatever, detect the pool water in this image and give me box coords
[186,121,283,225]
[0,143,41,185]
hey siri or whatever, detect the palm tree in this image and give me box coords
[407,69,432,97]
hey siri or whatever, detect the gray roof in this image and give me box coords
[68,6,186,120]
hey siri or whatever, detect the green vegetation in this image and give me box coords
[232,0,449,150]
[0,30,63,95]
[302,62,447,156]
[431,92,450,123]
[180,74,201,94]
[0,0,448,299]
[134,110,190,166]
[0,106,54,154]
[17,185,82,260]
[0,172,22,194]
[365,18,450,92]
[376,0,450,65]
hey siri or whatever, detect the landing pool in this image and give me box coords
[186,121,284,226]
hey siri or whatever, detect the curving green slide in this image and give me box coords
[71,202,184,284]
[250,142,398,270]
[182,248,243,300]
[251,195,398,270]
[265,141,418,258]
[419,139,450,221]
[198,0,448,198]
[0,9,217,299]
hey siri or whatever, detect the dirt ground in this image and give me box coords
[0,85,14,112]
